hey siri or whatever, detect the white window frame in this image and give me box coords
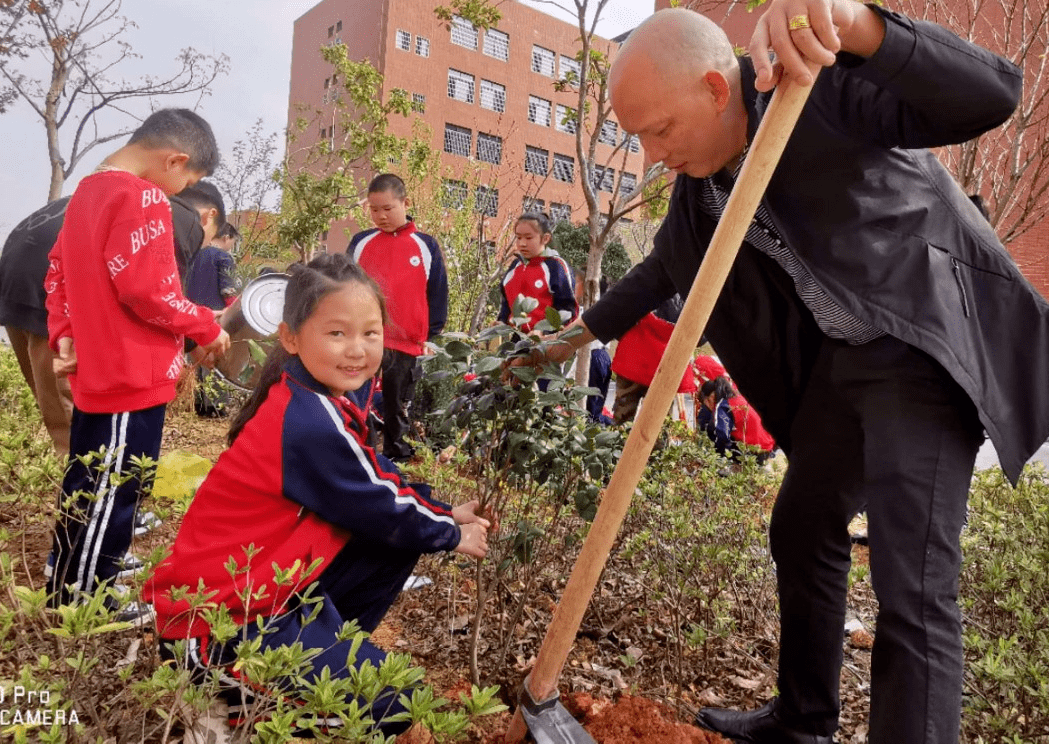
[553,153,575,183]
[598,119,618,147]
[525,145,549,175]
[443,123,472,157]
[415,36,430,57]
[555,104,578,135]
[447,69,475,104]
[559,54,581,83]
[483,28,509,61]
[621,131,641,153]
[528,95,551,127]
[550,202,571,223]
[451,16,478,50]
[475,185,499,217]
[411,92,426,112]
[479,79,506,113]
[443,179,468,209]
[620,172,638,194]
[531,45,555,77]
[395,29,411,51]
[476,132,503,164]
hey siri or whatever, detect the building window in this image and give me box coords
[528,95,551,127]
[411,93,426,112]
[622,131,640,153]
[323,77,331,89]
[559,54,581,83]
[598,120,618,146]
[483,28,509,61]
[475,186,499,217]
[620,171,637,194]
[415,36,430,57]
[550,202,572,223]
[553,153,575,183]
[451,16,478,50]
[523,196,545,213]
[396,29,411,51]
[592,165,615,192]
[555,104,578,135]
[480,79,506,113]
[525,145,549,175]
[328,25,334,38]
[477,132,503,164]
[336,20,342,32]
[442,179,468,209]
[448,69,475,103]
[444,123,472,157]
[531,45,555,76]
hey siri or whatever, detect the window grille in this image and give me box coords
[475,186,499,217]
[448,69,475,103]
[550,202,572,223]
[451,16,478,49]
[443,179,468,209]
[444,124,472,157]
[415,36,430,57]
[553,153,575,183]
[412,93,426,112]
[555,104,578,135]
[336,21,342,32]
[480,79,506,112]
[396,29,411,51]
[328,25,334,38]
[525,145,549,175]
[531,45,555,76]
[559,55,581,83]
[523,196,546,213]
[620,171,638,194]
[599,120,618,146]
[593,165,615,192]
[528,95,551,126]
[477,132,503,164]
[621,131,640,153]
[483,28,509,61]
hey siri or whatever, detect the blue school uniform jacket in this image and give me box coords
[147,358,460,639]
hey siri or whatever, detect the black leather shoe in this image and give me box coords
[694,700,834,743]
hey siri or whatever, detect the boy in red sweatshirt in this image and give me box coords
[348,173,448,461]
[44,108,230,617]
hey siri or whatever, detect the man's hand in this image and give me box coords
[454,523,489,559]
[452,499,493,530]
[749,0,885,92]
[53,337,77,378]
[506,318,596,375]
[197,329,231,369]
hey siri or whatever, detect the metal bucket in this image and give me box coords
[215,273,288,389]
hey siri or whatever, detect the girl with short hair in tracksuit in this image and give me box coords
[146,253,490,736]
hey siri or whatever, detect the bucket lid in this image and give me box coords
[240,273,289,336]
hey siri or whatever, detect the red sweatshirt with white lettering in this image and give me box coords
[45,170,221,414]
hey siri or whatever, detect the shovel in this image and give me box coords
[504,69,819,744]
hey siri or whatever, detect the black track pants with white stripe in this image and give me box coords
[48,404,165,605]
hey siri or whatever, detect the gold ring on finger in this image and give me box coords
[788,14,811,30]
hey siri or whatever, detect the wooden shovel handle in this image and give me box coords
[505,71,818,744]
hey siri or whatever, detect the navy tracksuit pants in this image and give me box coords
[47,404,165,605]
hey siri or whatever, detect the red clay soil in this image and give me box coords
[564,692,729,744]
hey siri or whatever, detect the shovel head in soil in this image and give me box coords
[519,683,595,744]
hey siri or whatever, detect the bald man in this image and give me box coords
[536,0,1048,741]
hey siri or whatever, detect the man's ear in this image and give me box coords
[278,322,298,354]
[704,70,732,112]
[166,152,191,170]
[199,207,218,228]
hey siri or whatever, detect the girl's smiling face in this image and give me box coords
[278,283,385,397]
[514,219,551,261]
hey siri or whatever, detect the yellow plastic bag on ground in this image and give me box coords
[152,450,212,507]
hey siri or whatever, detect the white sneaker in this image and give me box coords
[134,510,163,536]
[115,552,146,580]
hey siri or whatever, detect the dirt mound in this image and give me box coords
[565,692,728,744]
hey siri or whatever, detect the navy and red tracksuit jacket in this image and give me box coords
[349,221,448,356]
[693,354,775,452]
[147,358,460,640]
[498,249,578,333]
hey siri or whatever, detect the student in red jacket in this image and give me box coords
[44,109,230,618]
[498,212,577,334]
[147,254,488,736]
[693,354,776,459]
[349,174,448,462]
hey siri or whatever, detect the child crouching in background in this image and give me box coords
[147,253,489,737]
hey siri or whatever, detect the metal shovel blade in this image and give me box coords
[519,684,596,744]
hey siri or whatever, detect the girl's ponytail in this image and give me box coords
[227,344,291,445]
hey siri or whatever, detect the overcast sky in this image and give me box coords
[0,0,649,235]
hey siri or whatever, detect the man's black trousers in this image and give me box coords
[771,334,983,743]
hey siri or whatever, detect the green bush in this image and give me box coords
[961,466,1049,741]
